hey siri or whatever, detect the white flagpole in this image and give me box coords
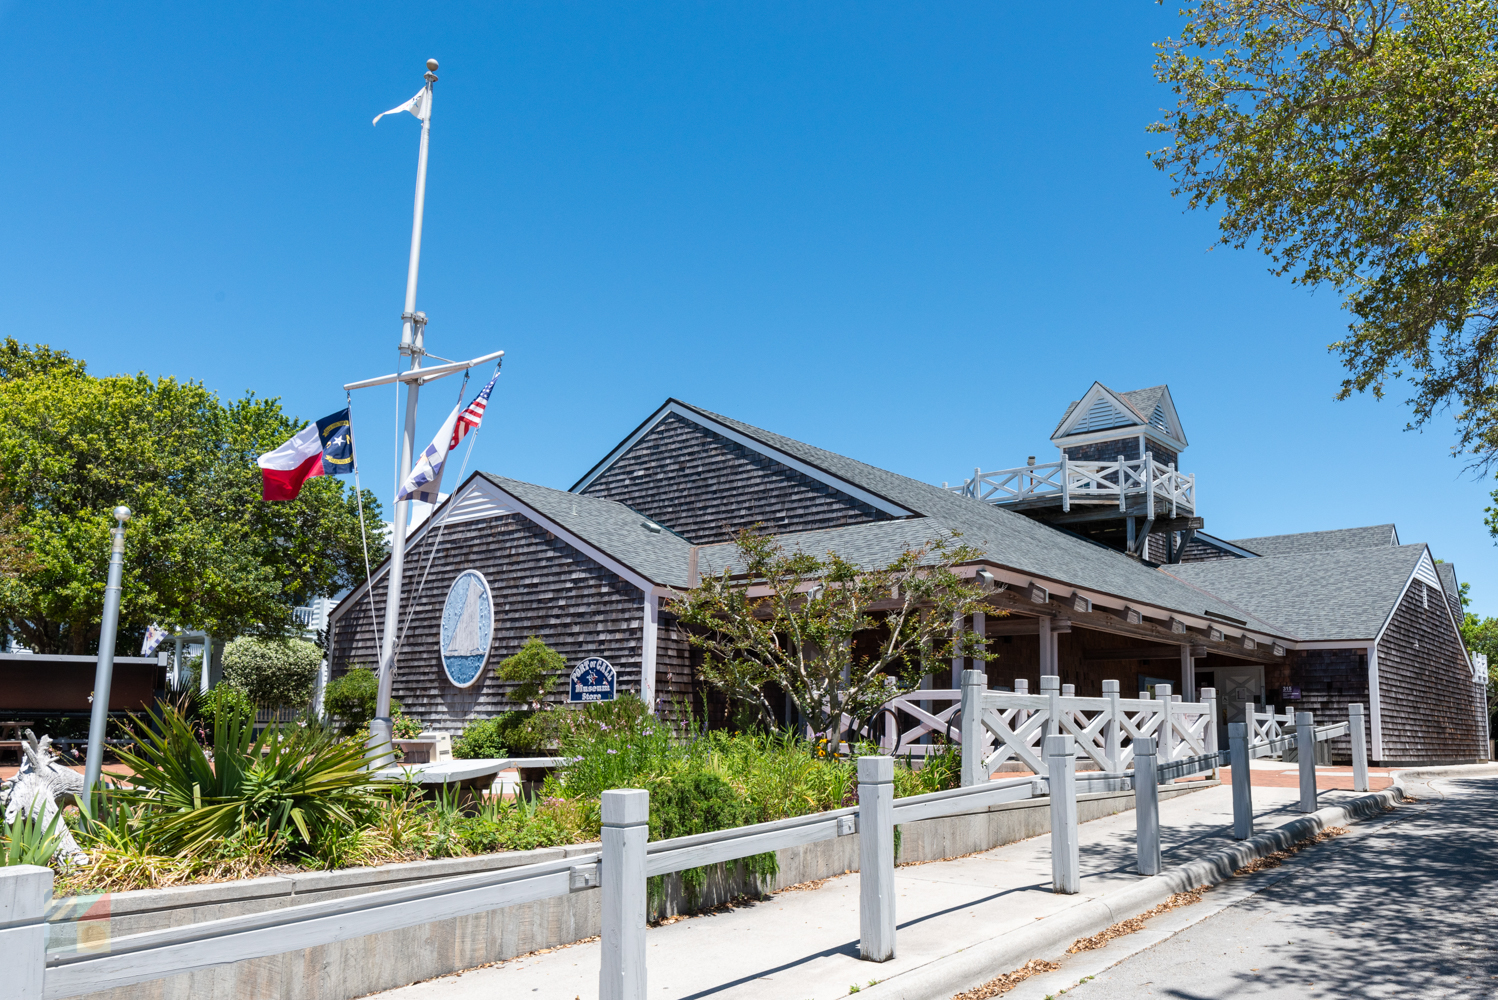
[369,58,438,762]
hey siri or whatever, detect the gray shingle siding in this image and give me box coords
[328,513,647,735]
[1376,580,1485,762]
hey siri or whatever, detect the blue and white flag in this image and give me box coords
[141,623,168,657]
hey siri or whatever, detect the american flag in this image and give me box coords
[397,370,501,504]
[449,372,498,451]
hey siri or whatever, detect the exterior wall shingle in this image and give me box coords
[1286,648,1370,764]
[1376,582,1486,762]
[579,412,891,544]
[329,513,647,735]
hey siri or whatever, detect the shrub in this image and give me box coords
[496,637,565,706]
[452,717,509,759]
[647,770,748,841]
[222,637,323,711]
[323,667,401,735]
[199,683,255,734]
[118,704,383,854]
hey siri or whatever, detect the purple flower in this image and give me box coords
[607,749,618,755]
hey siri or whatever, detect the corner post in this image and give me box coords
[600,789,649,1000]
[1228,722,1253,840]
[1295,711,1317,814]
[1041,673,1061,738]
[0,865,51,1000]
[1201,686,1219,777]
[1046,734,1080,893]
[1349,703,1369,793]
[1102,679,1122,773]
[857,755,896,962]
[960,669,986,786]
[1155,683,1174,782]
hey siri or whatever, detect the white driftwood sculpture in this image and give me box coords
[1,729,88,863]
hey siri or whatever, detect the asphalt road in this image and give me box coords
[1063,775,1498,999]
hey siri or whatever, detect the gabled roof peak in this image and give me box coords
[1050,382,1186,448]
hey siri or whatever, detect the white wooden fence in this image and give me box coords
[957,673,1218,782]
[2,698,1370,1000]
[955,453,1196,517]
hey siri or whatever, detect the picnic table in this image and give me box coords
[0,720,34,764]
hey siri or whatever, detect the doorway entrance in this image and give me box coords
[1198,664,1265,749]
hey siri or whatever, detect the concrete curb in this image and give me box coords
[858,786,1403,1000]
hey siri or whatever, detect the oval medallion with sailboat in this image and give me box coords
[440,569,494,688]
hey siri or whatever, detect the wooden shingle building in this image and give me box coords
[329,389,1490,765]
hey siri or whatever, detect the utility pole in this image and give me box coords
[83,506,130,792]
[368,58,438,761]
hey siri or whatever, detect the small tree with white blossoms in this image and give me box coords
[671,529,997,740]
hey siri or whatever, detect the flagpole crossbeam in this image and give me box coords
[343,350,504,392]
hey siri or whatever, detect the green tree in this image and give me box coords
[670,530,995,737]
[0,347,387,653]
[222,637,324,711]
[496,637,565,707]
[1151,2,1498,460]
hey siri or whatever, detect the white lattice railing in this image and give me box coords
[1245,704,1294,751]
[953,453,1196,517]
[959,675,1218,780]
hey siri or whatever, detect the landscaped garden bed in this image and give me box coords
[4,692,959,900]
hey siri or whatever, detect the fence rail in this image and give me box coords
[5,698,1373,1000]
[954,453,1196,517]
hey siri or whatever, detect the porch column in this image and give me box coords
[1038,616,1055,676]
[950,612,964,687]
[971,611,986,686]
[1179,645,1196,702]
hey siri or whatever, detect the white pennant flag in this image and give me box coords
[372,87,429,126]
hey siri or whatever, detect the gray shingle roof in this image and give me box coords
[478,473,695,588]
[1165,545,1427,641]
[1118,386,1167,424]
[673,401,1287,634]
[1231,524,1398,557]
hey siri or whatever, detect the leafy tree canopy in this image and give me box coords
[0,343,387,653]
[670,530,996,737]
[1152,2,1498,460]
[222,636,324,711]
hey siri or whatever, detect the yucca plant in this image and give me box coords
[2,808,64,867]
[118,704,386,855]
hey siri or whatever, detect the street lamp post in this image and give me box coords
[83,505,130,792]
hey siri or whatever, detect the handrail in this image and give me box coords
[955,456,1195,514]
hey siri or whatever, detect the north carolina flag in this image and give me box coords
[258,409,355,501]
[397,373,498,504]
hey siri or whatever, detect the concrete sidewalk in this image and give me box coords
[373,781,1376,1000]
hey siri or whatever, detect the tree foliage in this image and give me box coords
[669,530,996,737]
[1151,2,1498,460]
[0,343,387,653]
[496,636,565,707]
[222,637,324,711]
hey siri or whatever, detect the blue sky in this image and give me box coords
[5,3,1496,615]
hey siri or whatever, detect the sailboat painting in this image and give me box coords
[440,569,494,688]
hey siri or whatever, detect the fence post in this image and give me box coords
[1200,686,1219,777]
[1046,734,1080,893]
[1295,711,1317,814]
[1041,673,1061,738]
[857,755,896,962]
[1349,703,1370,792]
[1228,722,1253,840]
[1132,736,1161,876]
[960,669,986,787]
[1102,679,1122,773]
[1155,683,1174,782]
[0,865,51,1000]
[600,789,649,1000]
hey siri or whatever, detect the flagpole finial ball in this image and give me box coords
[426,58,439,72]
[113,506,131,523]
